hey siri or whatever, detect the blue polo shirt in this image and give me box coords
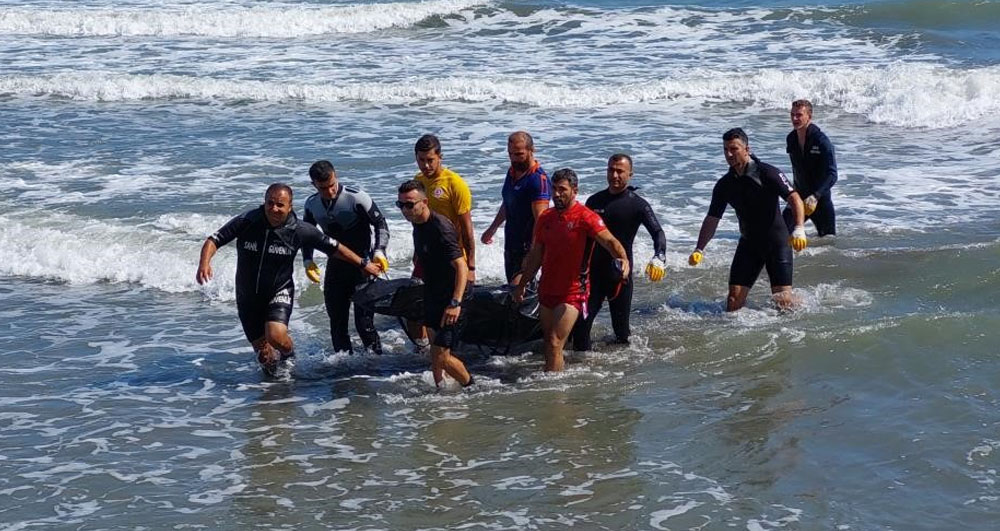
[501,161,549,252]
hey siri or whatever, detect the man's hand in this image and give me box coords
[790,226,808,252]
[614,258,631,281]
[305,261,322,283]
[645,257,665,282]
[480,226,496,245]
[441,305,461,328]
[361,260,382,277]
[372,250,389,273]
[511,283,526,304]
[196,263,213,285]
[803,195,818,216]
[688,249,703,266]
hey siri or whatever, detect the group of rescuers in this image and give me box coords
[196,100,838,385]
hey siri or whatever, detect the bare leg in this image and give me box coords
[726,285,751,312]
[539,303,580,372]
[264,321,294,355]
[770,285,797,311]
[430,345,471,387]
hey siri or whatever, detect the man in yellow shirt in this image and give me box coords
[408,134,477,351]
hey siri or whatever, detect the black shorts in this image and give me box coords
[424,296,467,349]
[236,286,294,342]
[504,246,529,283]
[729,238,793,288]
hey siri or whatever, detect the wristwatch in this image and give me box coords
[448,298,461,308]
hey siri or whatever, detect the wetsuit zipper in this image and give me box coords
[255,229,270,294]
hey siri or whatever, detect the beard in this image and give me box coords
[511,160,531,174]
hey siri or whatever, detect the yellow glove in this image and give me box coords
[688,249,703,266]
[803,195,818,216]
[645,257,665,282]
[372,250,389,273]
[790,226,808,252]
[305,260,322,283]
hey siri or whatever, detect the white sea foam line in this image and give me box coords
[3,64,998,128]
[0,0,486,38]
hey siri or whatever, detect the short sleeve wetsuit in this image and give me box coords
[500,161,549,281]
[707,156,796,288]
[412,212,467,349]
[209,207,340,342]
[783,123,838,236]
[302,184,389,354]
[533,201,607,313]
[572,186,667,350]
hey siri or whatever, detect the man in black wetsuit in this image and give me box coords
[301,160,390,354]
[397,179,473,388]
[689,128,808,311]
[571,153,667,350]
[783,99,838,237]
[196,183,382,375]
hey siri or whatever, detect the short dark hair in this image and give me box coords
[722,127,748,146]
[414,134,442,155]
[551,168,578,188]
[309,160,336,182]
[398,179,426,196]
[265,182,293,200]
[792,99,813,115]
[508,131,534,151]
[608,153,632,169]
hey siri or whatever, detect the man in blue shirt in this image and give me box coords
[783,99,838,237]
[481,131,550,283]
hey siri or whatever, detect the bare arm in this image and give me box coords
[531,201,547,220]
[440,256,469,327]
[481,205,506,245]
[457,211,476,275]
[196,238,218,284]
[334,242,382,277]
[786,191,805,228]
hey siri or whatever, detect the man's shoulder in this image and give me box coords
[440,167,467,184]
[304,193,321,208]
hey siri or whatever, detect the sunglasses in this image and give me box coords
[395,200,420,210]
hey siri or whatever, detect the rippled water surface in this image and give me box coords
[2,0,1000,528]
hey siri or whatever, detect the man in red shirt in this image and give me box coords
[512,168,629,371]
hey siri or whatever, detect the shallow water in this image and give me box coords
[2,0,999,528]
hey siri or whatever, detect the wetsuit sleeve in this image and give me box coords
[298,222,340,256]
[355,191,390,253]
[763,167,795,201]
[301,206,317,262]
[707,180,728,219]
[813,133,838,198]
[208,211,252,248]
[638,197,667,258]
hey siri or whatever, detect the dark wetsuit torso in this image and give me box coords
[209,206,339,342]
[302,185,389,353]
[783,123,838,236]
[708,156,796,288]
[572,187,667,350]
[413,212,467,348]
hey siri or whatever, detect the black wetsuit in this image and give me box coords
[209,207,340,343]
[708,156,796,288]
[571,187,667,350]
[783,123,838,236]
[413,212,467,349]
[302,185,390,354]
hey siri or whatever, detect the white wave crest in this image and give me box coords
[3,63,999,128]
[0,0,484,38]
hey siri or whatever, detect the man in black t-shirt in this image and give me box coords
[688,128,808,311]
[397,180,473,388]
[196,183,381,375]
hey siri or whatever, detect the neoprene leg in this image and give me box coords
[608,277,633,343]
[324,276,354,353]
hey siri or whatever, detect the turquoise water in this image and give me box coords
[1,0,999,528]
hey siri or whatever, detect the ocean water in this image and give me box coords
[2,0,999,528]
